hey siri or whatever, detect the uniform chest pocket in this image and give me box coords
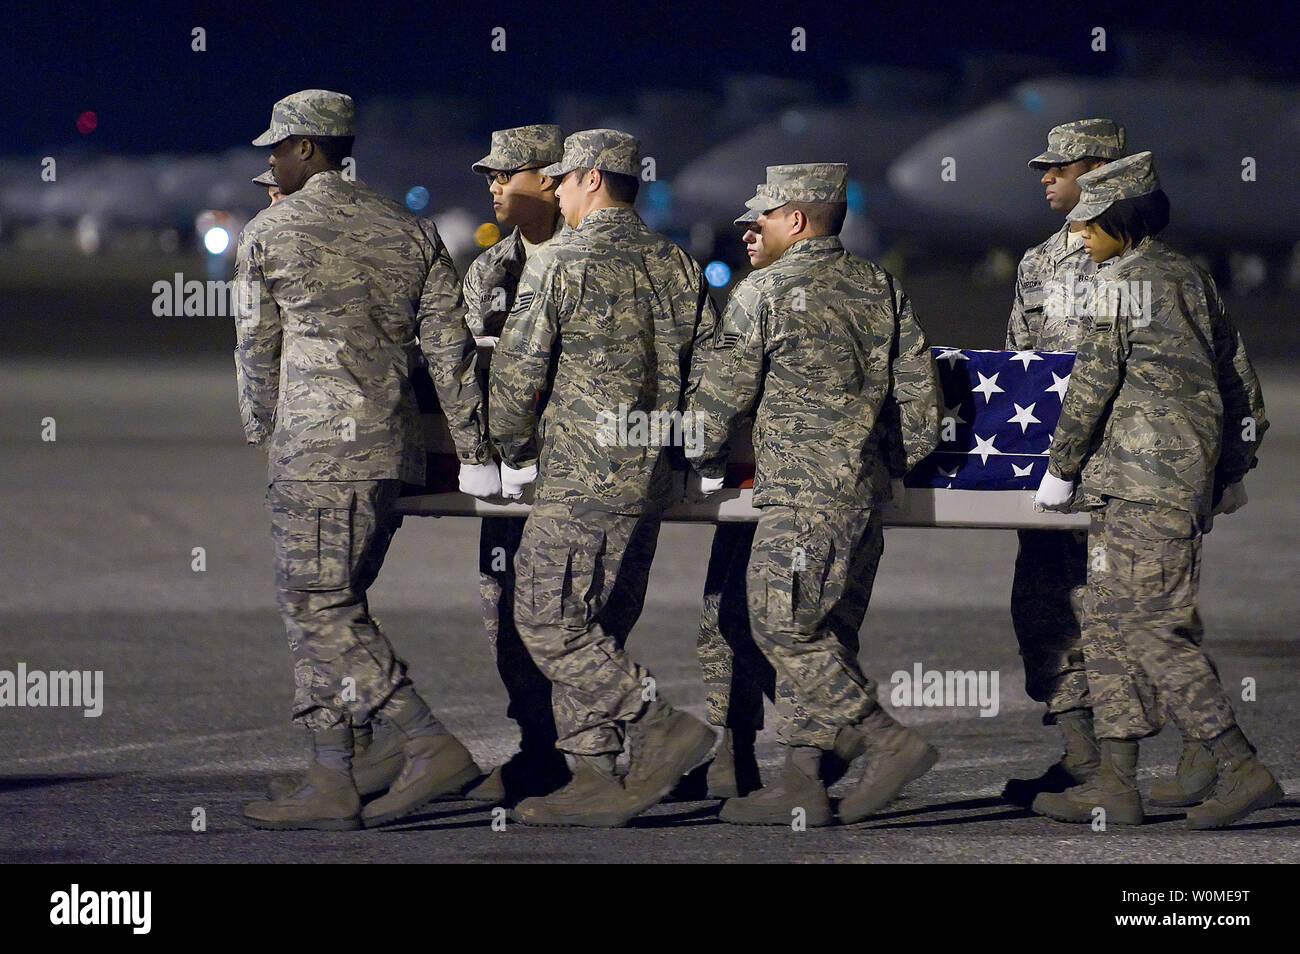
[1023,287,1046,315]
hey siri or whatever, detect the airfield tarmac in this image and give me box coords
[1,355,1296,864]
[2,247,1298,864]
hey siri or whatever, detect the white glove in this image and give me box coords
[687,471,724,501]
[473,335,499,349]
[458,461,501,499]
[501,461,538,500]
[1213,481,1247,516]
[1035,472,1076,512]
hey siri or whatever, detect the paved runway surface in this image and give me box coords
[2,359,1297,863]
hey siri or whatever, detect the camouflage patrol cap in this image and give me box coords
[472,124,564,175]
[738,163,848,218]
[252,89,355,147]
[541,128,640,178]
[1068,151,1160,222]
[251,169,277,187]
[1028,118,1126,169]
[733,184,771,226]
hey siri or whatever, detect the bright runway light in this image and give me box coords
[406,186,430,212]
[704,260,732,288]
[204,226,230,255]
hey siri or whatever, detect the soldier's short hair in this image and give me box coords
[299,135,355,165]
[1089,189,1170,245]
[574,167,640,204]
[787,200,847,236]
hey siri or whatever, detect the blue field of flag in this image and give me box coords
[906,348,1077,490]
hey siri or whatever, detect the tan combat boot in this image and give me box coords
[361,732,482,828]
[242,762,362,831]
[465,747,571,806]
[706,727,761,799]
[821,723,868,787]
[1032,738,1144,826]
[268,723,408,800]
[719,746,832,826]
[620,704,716,818]
[838,708,939,824]
[1148,738,1218,808]
[511,756,631,827]
[1002,708,1100,807]
[1185,727,1283,830]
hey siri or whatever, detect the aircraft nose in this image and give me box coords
[887,97,1056,228]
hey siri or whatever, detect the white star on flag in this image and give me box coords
[1010,351,1044,371]
[972,372,1004,402]
[971,433,1001,465]
[1008,402,1040,433]
[1012,462,1035,478]
[1046,371,1070,400]
[942,404,967,425]
[939,465,960,478]
[937,348,970,370]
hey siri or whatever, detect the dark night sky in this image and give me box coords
[3,0,1296,156]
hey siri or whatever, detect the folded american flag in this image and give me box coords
[905,348,1077,491]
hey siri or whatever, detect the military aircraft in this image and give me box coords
[0,96,503,260]
[886,75,1300,263]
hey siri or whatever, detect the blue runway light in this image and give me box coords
[847,180,865,215]
[705,261,731,288]
[405,186,430,212]
[646,180,672,211]
[1017,88,1045,113]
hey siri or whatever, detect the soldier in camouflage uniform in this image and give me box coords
[235,90,500,831]
[489,129,720,827]
[1002,119,1130,806]
[1034,152,1282,829]
[251,167,282,205]
[459,125,571,805]
[687,164,943,826]
[692,191,785,800]
[695,518,771,797]
[256,148,412,805]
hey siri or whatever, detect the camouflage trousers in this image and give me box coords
[698,521,775,729]
[513,501,661,756]
[268,479,413,733]
[1082,498,1235,741]
[479,515,559,751]
[748,506,884,749]
[1011,529,1092,722]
